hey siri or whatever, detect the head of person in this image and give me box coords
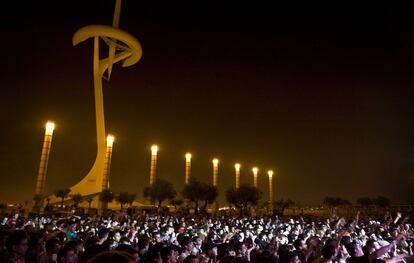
[204,242,218,258]
[57,246,76,263]
[137,237,150,253]
[113,231,122,243]
[221,243,236,257]
[183,255,199,263]
[179,236,194,253]
[293,238,306,251]
[321,244,337,260]
[234,241,247,257]
[363,240,380,256]
[88,250,136,263]
[46,238,61,255]
[5,230,29,257]
[286,251,301,263]
[115,244,140,262]
[340,236,352,247]
[152,232,162,244]
[192,236,202,248]
[98,228,109,241]
[218,256,237,263]
[346,240,364,258]
[160,246,178,263]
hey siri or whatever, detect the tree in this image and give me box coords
[126,193,136,207]
[116,192,134,212]
[144,179,176,208]
[170,199,184,211]
[99,190,115,211]
[54,188,71,208]
[274,199,295,215]
[182,178,205,214]
[202,185,218,211]
[226,184,261,216]
[71,193,83,208]
[323,197,351,208]
[33,194,43,209]
[357,197,373,207]
[87,198,93,209]
[373,196,391,208]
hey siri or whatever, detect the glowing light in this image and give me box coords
[45,121,55,136]
[212,158,219,166]
[268,170,274,178]
[151,145,158,154]
[185,153,192,160]
[106,135,114,147]
[235,163,241,189]
[252,167,259,188]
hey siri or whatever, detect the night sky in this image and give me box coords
[1,1,414,205]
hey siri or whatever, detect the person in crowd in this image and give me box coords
[3,230,29,263]
[161,246,178,263]
[178,236,194,263]
[38,238,60,263]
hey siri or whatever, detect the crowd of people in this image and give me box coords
[0,209,413,263]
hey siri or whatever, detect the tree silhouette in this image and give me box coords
[126,193,136,207]
[71,193,83,208]
[116,192,135,211]
[202,185,218,211]
[144,179,176,208]
[274,199,295,215]
[33,194,43,209]
[99,190,115,211]
[226,184,261,216]
[357,197,373,207]
[170,199,184,211]
[182,178,205,214]
[373,196,391,208]
[323,197,351,208]
[87,198,93,209]
[54,188,71,208]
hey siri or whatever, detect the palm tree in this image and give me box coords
[87,198,93,209]
[54,188,71,208]
[126,193,137,207]
[144,179,176,208]
[33,194,43,209]
[99,190,115,211]
[116,192,131,212]
[71,193,83,208]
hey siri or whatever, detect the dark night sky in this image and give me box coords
[1,1,414,205]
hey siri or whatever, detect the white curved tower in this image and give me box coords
[69,0,142,196]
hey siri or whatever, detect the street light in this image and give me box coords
[149,144,158,185]
[35,121,55,197]
[268,170,274,211]
[212,158,219,187]
[102,134,115,190]
[235,163,241,189]
[252,167,259,188]
[185,152,192,184]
